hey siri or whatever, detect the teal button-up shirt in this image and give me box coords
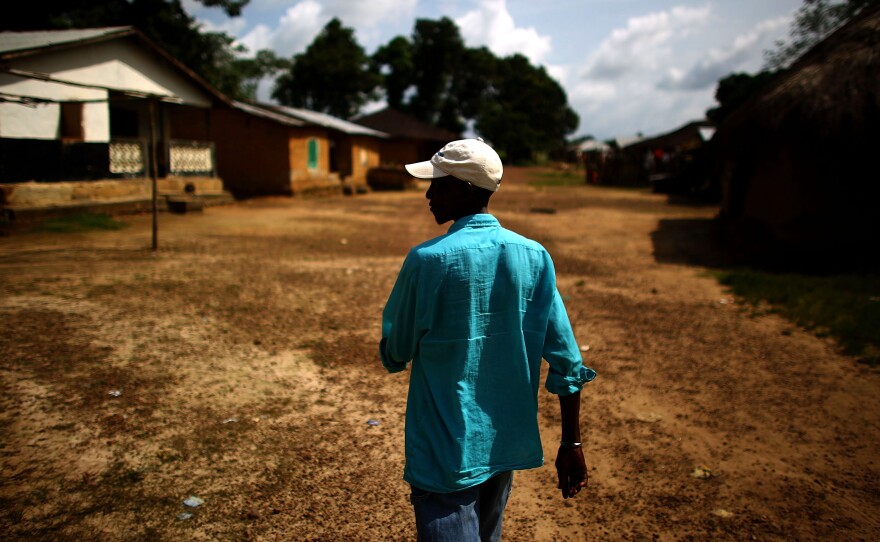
[380,214,596,493]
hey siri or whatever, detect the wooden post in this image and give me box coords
[149,98,159,252]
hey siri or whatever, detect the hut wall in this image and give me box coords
[289,128,340,195]
[168,106,210,141]
[349,136,381,187]
[724,135,878,252]
[209,108,291,197]
[379,139,421,166]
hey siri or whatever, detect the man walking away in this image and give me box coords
[380,138,597,541]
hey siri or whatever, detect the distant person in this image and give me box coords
[380,138,597,541]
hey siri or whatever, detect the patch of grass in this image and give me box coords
[527,170,585,187]
[714,269,880,363]
[37,213,128,233]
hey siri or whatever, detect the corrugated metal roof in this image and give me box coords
[267,104,388,137]
[0,27,132,56]
[232,101,306,127]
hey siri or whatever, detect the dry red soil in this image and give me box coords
[1,167,878,541]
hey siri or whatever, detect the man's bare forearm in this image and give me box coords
[555,391,588,499]
[559,391,581,444]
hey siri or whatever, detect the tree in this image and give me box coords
[371,36,414,110]
[1,0,249,26]
[372,19,473,132]
[197,0,248,17]
[272,18,379,119]
[407,17,468,132]
[447,46,498,131]
[370,18,579,161]
[230,50,290,101]
[476,55,579,163]
[0,0,286,100]
[764,0,879,69]
[706,71,778,124]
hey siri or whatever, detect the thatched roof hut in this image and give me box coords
[714,5,880,261]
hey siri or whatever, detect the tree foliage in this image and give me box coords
[764,0,879,69]
[0,0,279,100]
[371,36,413,110]
[406,18,467,132]
[706,71,778,124]
[477,55,579,163]
[371,18,578,161]
[272,18,379,118]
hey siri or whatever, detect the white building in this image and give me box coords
[0,27,231,218]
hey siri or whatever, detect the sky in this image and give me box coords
[183,0,804,141]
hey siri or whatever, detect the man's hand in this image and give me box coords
[555,445,588,499]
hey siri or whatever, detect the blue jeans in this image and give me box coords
[410,471,514,542]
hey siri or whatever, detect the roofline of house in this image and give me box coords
[623,119,714,150]
[231,100,307,128]
[0,26,232,107]
[350,107,459,141]
[250,101,388,137]
[0,26,134,60]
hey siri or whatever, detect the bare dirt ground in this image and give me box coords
[1,167,878,541]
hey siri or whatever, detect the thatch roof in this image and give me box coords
[719,5,880,142]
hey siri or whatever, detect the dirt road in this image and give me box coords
[1,167,878,541]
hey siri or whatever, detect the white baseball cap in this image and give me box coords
[405,138,503,192]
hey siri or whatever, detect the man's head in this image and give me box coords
[405,138,503,224]
[405,138,503,192]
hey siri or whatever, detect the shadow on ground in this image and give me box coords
[651,214,880,274]
[650,217,731,269]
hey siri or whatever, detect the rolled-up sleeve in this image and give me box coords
[380,253,421,373]
[541,256,597,395]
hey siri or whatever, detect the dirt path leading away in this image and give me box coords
[1,167,878,541]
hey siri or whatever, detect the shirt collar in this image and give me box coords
[447,213,500,234]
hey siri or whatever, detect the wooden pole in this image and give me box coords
[149,98,159,252]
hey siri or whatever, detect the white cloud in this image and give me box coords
[195,16,249,42]
[545,64,569,86]
[236,0,417,57]
[570,79,714,140]
[658,15,790,90]
[570,80,617,106]
[569,5,719,139]
[322,0,417,28]
[255,76,276,102]
[456,0,552,64]
[331,0,417,50]
[581,5,711,81]
[239,0,327,57]
[181,0,205,16]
